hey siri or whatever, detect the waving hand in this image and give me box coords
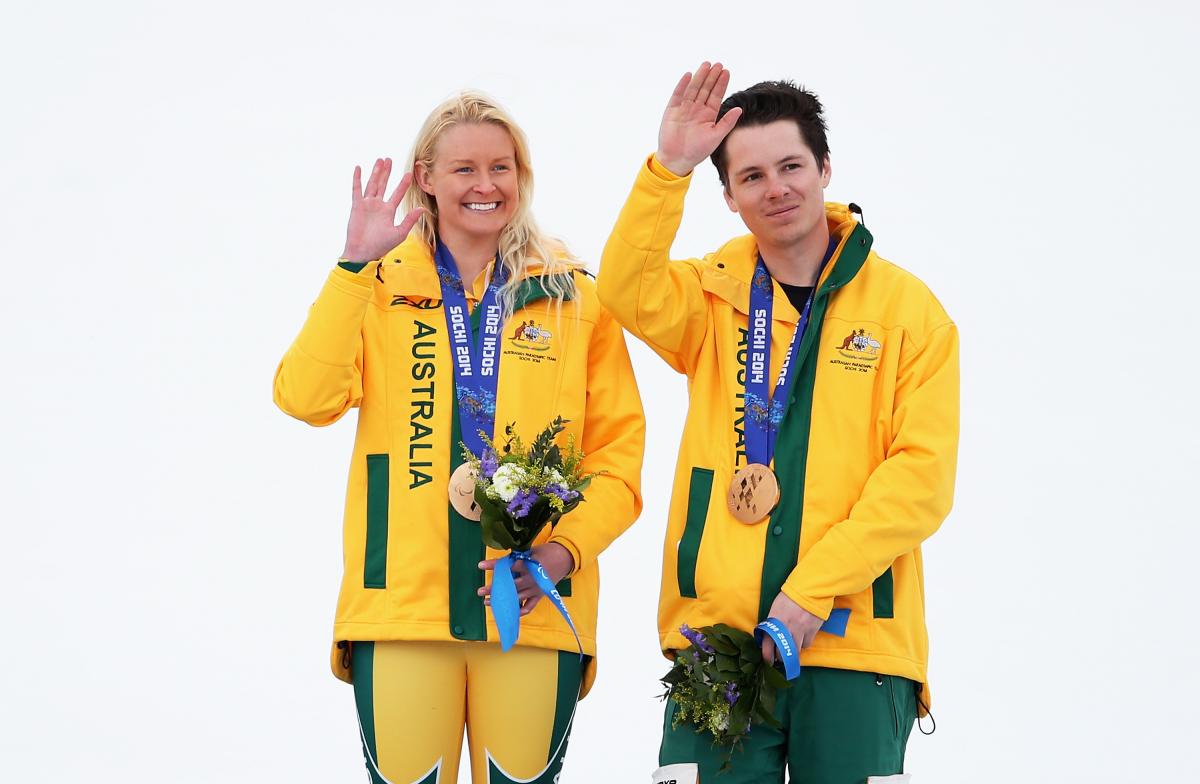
[341,157,425,263]
[656,62,743,177]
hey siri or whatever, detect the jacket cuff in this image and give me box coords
[329,262,377,297]
[547,534,584,578]
[336,258,371,274]
[647,154,690,182]
[780,583,833,621]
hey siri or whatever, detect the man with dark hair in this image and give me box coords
[709,79,830,190]
[598,63,959,783]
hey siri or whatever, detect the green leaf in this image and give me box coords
[661,667,686,686]
[715,655,740,674]
[707,636,739,656]
[736,634,760,661]
[762,662,789,690]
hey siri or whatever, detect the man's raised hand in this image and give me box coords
[341,157,426,263]
[655,62,743,177]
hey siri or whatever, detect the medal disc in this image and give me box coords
[449,463,482,521]
[726,463,780,524]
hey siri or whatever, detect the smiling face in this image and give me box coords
[721,119,831,251]
[415,122,519,246]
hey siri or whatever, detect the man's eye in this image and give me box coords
[744,173,760,182]
[784,163,801,171]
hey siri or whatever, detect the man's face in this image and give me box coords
[721,120,831,249]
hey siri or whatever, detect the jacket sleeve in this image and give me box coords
[548,303,646,574]
[272,263,376,427]
[597,155,710,376]
[782,321,960,618]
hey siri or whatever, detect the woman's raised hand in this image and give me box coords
[341,157,426,263]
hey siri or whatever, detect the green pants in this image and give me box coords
[659,667,917,784]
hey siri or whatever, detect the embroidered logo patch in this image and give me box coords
[508,320,554,352]
[829,328,882,373]
[836,328,882,359]
[502,319,559,365]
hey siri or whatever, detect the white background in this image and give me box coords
[2,1,1197,781]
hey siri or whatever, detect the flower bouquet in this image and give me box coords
[461,416,598,652]
[660,623,791,771]
[462,416,597,551]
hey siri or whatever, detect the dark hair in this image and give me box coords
[710,80,829,188]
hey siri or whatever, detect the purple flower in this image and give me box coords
[724,682,740,706]
[546,484,578,503]
[679,624,715,654]
[506,488,536,518]
[480,449,499,479]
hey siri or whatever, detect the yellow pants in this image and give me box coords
[351,640,584,784]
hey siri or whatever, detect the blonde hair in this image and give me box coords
[403,91,578,317]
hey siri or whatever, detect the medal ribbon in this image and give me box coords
[492,550,583,656]
[433,241,508,456]
[742,238,838,466]
[753,609,851,681]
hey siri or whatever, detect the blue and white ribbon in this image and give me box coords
[754,608,851,681]
[491,550,582,655]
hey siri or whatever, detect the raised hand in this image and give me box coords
[656,62,743,177]
[341,157,425,263]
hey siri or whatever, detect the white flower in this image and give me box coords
[545,468,566,486]
[490,464,526,502]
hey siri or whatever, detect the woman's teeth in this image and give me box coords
[465,202,499,212]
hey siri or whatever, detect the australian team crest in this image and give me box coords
[836,328,882,361]
[508,320,554,352]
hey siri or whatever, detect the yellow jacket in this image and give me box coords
[598,158,958,706]
[274,236,645,696]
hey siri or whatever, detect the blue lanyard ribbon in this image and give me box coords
[491,550,583,656]
[433,241,507,456]
[753,609,850,681]
[743,239,838,465]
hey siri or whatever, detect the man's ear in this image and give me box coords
[415,161,435,196]
[723,185,738,213]
[820,155,832,189]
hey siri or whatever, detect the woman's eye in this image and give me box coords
[455,167,473,174]
[493,165,510,172]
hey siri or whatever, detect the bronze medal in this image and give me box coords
[726,463,780,524]
[448,462,482,521]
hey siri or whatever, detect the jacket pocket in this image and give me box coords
[364,454,389,589]
[676,467,714,598]
[872,566,894,619]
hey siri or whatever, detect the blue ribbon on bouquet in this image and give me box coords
[491,550,583,656]
[753,608,851,681]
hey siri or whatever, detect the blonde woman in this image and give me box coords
[274,93,645,783]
